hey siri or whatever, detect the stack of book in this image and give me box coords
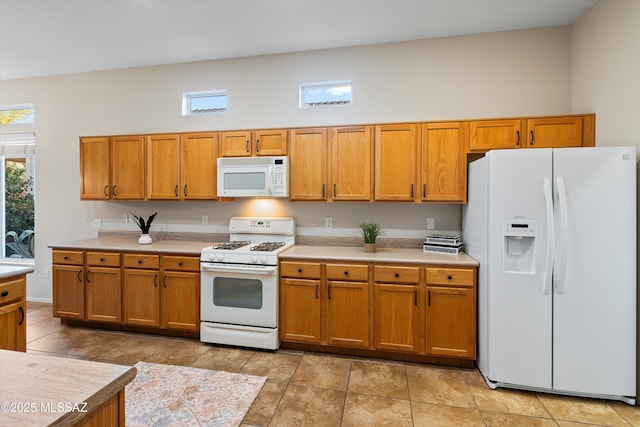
[423,234,463,255]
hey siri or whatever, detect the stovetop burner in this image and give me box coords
[211,240,251,250]
[250,241,286,252]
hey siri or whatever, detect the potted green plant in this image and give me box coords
[359,222,383,253]
[132,212,157,245]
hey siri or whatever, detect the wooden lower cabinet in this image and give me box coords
[52,249,200,335]
[280,278,321,343]
[425,267,476,359]
[373,283,421,353]
[0,275,27,352]
[160,255,200,331]
[280,259,477,364]
[123,268,160,327]
[86,267,122,323]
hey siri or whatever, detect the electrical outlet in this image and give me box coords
[202,215,208,225]
[92,218,102,229]
[427,218,435,230]
[325,217,333,228]
[43,268,49,279]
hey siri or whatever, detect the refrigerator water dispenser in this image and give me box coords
[502,219,536,274]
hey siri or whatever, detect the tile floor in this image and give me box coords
[25,302,640,426]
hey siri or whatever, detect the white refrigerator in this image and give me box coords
[463,147,636,405]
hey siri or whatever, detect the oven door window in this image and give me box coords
[213,277,263,309]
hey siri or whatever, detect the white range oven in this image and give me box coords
[200,217,295,350]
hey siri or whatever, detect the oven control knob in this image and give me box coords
[259,255,268,264]
[250,255,258,263]
[208,255,215,262]
[215,253,224,262]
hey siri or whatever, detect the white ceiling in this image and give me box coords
[0,0,595,81]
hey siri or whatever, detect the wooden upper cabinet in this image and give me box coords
[147,134,180,200]
[111,135,146,200]
[289,128,328,200]
[526,116,583,148]
[421,122,468,203]
[469,119,523,152]
[470,115,593,152]
[181,132,218,200]
[374,124,418,201]
[329,126,373,201]
[80,137,111,200]
[219,129,287,157]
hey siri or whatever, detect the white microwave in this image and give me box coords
[217,156,288,198]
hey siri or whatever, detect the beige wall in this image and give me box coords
[0,27,573,300]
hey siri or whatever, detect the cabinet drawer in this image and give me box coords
[86,251,121,267]
[326,264,368,281]
[0,277,26,304]
[52,250,84,265]
[374,265,420,284]
[426,268,475,287]
[123,253,160,269]
[280,261,321,279]
[161,256,200,272]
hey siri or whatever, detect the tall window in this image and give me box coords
[0,133,35,261]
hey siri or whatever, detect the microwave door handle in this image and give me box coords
[268,166,274,196]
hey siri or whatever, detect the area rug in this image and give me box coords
[125,362,267,427]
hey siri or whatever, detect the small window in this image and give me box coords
[0,104,35,125]
[182,91,227,116]
[300,81,352,108]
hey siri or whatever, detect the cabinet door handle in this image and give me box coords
[427,290,431,306]
[516,130,520,146]
[411,184,414,198]
[77,270,82,282]
[103,185,109,198]
[333,183,337,197]
[328,284,331,299]
[322,184,325,198]
[315,284,319,299]
[18,306,24,326]
[529,130,535,145]
[112,185,117,197]
[415,290,418,306]
[183,185,188,197]
[1,291,8,297]
[163,275,167,288]
[423,183,426,198]
[245,140,250,153]
[174,184,179,197]
[153,274,158,288]
[85,271,90,283]
[256,139,260,152]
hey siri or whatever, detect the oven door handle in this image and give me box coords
[200,263,278,275]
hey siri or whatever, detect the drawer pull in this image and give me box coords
[178,262,183,266]
[447,275,453,280]
[100,258,105,262]
[1,291,8,297]
[63,256,69,260]
[298,268,302,273]
[138,260,143,264]
[394,273,399,278]
[344,271,349,276]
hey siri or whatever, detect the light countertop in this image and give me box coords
[279,245,479,267]
[48,237,211,255]
[0,349,136,426]
[0,265,34,279]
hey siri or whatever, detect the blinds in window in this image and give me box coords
[0,132,35,155]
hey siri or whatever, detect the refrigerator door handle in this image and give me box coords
[542,177,554,295]
[554,177,570,294]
